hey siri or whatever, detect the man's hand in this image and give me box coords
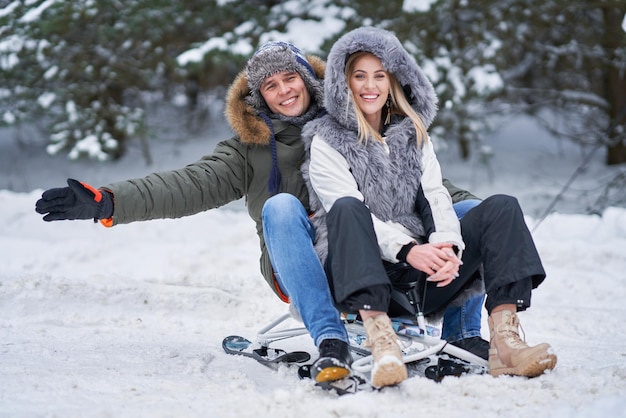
[35,178,113,222]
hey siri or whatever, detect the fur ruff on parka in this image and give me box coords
[301,27,483,314]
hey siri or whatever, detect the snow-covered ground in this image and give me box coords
[1,116,625,417]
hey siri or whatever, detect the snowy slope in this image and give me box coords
[2,190,625,418]
[1,116,626,417]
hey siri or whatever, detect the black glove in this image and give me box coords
[35,178,114,222]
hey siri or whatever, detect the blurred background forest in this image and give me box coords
[1,0,625,211]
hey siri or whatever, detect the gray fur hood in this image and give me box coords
[323,26,438,130]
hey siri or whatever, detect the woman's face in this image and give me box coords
[348,53,390,129]
[260,70,311,117]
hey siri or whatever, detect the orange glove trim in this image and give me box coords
[99,217,114,228]
[80,181,102,203]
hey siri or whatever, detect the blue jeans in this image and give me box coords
[262,193,348,347]
[441,199,486,342]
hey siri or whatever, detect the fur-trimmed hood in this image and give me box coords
[323,26,438,131]
[224,54,326,146]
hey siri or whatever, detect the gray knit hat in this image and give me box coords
[245,41,323,115]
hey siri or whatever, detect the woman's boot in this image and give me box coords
[363,314,408,387]
[488,310,557,377]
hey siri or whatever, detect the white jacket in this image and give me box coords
[309,133,464,262]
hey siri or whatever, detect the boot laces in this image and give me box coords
[366,317,399,354]
[498,313,528,349]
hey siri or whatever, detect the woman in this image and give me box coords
[301,27,557,387]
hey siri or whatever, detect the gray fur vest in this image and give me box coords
[301,115,426,263]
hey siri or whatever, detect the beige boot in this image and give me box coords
[363,314,408,387]
[488,310,557,377]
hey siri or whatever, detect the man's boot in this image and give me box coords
[310,338,353,382]
[488,309,557,377]
[363,314,408,387]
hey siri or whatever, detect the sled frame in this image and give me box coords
[254,311,488,374]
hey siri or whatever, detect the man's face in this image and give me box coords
[259,70,311,117]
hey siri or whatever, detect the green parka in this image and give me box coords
[102,55,326,301]
[101,54,479,302]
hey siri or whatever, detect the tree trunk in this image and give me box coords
[603,6,626,165]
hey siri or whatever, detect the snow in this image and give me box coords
[36,92,55,109]
[403,0,438,13]
[19,0,59,24]
[261,16,346,54]
[177,38,254,67]
[0,35,22,70]
[0,1,19,19]
[177,0,348,65]
[467,65,503,95]
[1,115,626,417]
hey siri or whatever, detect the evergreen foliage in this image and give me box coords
[1,0,624,166]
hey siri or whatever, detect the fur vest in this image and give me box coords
[302,116,428,263]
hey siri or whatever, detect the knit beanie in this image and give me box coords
[244,41,324,195]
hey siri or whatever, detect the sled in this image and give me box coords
[225,272,489,386]
[247,309,488,377]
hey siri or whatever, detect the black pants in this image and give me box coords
[324,196,545,316]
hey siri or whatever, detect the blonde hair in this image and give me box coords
[345,52,428,146]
